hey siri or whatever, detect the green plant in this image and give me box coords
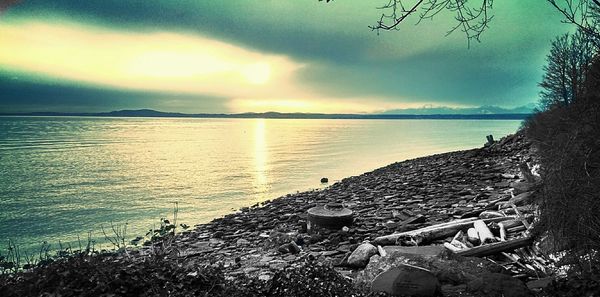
[101,221,129,252]
[145,202,187,255]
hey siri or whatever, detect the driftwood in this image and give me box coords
[498,222,507,241]
[519,162,537,183]
[373,216,515,246]
[444,242,462,252]
[506,225,527,234]
[474,220,496,244]
[452,230,464,242]
[500,219,524,229]
[451,239,468,249]
[455,236,533,257]
[486,135,495,146]
[467,228,480,245]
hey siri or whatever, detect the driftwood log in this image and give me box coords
[498,222,507,241]
[473,220,496,244]
[373,216,515,246]
[455,236,534,257]
[467,228,480,245]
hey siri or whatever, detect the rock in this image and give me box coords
[322,250,341,257]
[347,242,378,268]
[371,265,441,297]
[258,273,273,281]
[479,210,505,219]
[288,241,301,254]
[212,231,224,238]
[277,241,301,254]
[467,273,532,297]
[401,214,427,225]
[236,238,250,246]
[321,177,329,183]
[526,277,554,291]
[278,243,290,254]
[269,259,288,270]
[355,249,508,289]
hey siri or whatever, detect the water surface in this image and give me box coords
[0,117,521,251]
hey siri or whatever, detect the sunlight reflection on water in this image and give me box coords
[0,117,522,251]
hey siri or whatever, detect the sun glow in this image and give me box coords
[0,17,412,114]
[0,18,301,98]
[242,63,271,84]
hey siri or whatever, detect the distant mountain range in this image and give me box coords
[382,104,535,115]
[0,106,533,120]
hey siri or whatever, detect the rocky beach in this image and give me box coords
[2,132,553,297]
[161,132,543,296]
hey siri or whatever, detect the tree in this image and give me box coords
[547,0,600,45]
[370,0,493,45]
[321,0,600,46]
[539,30,597,109]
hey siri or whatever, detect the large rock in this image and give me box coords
[467,273,533,297]
[347,242,378,268]
[355,247,508,290]
[371,264,441,297]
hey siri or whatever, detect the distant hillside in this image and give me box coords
[1,109,531,120]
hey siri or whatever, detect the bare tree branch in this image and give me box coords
[366,0,494,45]
[318,0,600,46]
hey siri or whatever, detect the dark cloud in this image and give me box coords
[5,0,376,63]
[0,75,229,113]
[0,1,572,112]
[298,46,544,106]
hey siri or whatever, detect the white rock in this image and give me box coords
[348,242,378,268]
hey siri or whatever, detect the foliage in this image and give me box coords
[539,29,597,109]
[541,266,600,297]
[525,56,600,273]
[265,258,373,297]
[0,254,230,297]
[0,254,379,297]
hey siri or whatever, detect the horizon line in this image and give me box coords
[0,109,531,120]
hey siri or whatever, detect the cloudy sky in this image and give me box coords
[0,1,571,113]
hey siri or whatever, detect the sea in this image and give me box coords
[0,116,522,252]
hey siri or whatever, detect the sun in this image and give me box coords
[242,62,271,85]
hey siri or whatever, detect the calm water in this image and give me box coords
[0,117,521,251]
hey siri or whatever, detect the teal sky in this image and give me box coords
[0,1,571,113]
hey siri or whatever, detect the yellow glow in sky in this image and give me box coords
[0,17,421,113]
[0,19,301,97]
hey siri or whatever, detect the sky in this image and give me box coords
[0,1,572,114]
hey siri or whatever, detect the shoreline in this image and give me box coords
[1,132,538,296]
[166,132,534,281]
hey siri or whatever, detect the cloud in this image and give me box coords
[0,17,424,114]
[0,19,306,100]
[0,1,574,113]
[0,75,228,113]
